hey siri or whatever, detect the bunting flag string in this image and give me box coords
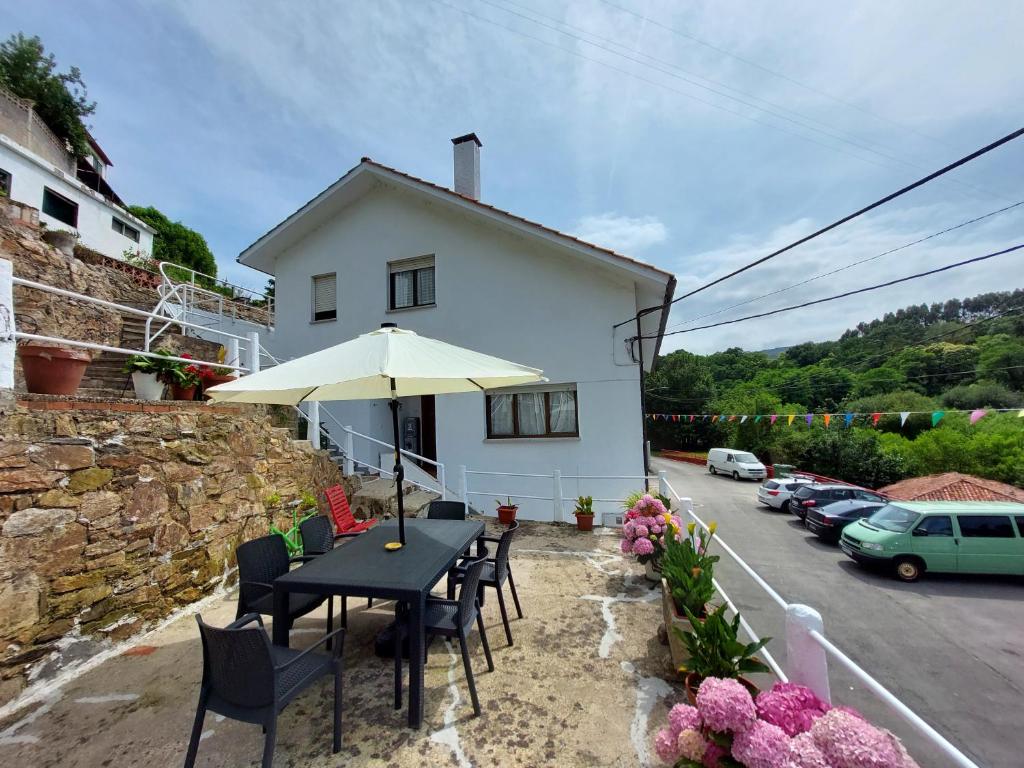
[643,407,1017,427]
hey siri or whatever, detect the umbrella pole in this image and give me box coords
[387,380,407,548]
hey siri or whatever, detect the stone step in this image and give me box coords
[349,475,438,521]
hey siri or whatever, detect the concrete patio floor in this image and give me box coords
[0,521,681,767]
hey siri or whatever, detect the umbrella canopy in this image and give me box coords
[204,325,545,404]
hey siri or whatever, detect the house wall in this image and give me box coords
[267,186,650,522]
[0,136,154,260]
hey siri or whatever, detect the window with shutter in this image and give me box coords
[311,273,337,321]
[389,255,435,310]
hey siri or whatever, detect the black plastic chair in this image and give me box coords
[426,500,467,520]
[448,520,522,646]
[235,534,333,640]
[184,613,345,768]
[395,557,493,717]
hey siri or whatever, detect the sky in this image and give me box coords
[5,0,1022,354]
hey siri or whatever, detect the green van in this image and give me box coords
[840,501,1024,581]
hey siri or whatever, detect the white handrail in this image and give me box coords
[465,470,553,478]
[13,332,244,371]
[342,425,443,469]
[158,261,271,305]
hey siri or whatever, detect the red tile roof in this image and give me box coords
[879,472,1024,503]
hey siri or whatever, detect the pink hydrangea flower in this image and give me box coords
[620,538,633,554]
[702,742,727,767]
[654,727,680,763]
[732,720,790,768]
[651,523,663,535]
[756,682,831,736]
[667,703,701,734]
[676,729,707,762]
[696,677,757,733]
[623,521,636,537]
[632,537,655,556]
[784,732,830,768]
[811,709,920,768]
[635,524,650,538]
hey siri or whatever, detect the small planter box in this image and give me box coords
[661,578,691,675]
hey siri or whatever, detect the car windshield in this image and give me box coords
[866,504,919,533]
[733,452,758,463]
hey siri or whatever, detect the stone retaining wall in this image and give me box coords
[0,395,343,706]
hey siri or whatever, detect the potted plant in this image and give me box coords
[661,521,719,672]
[574,495,595,531]
[620,492,678,581]
[495,496,518,525]
[17,342,92,395]
[162,353,202,400]
[200,346,238,396]
[674,603,770,704]
[123,353,168,400]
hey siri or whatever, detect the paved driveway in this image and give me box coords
[653,456,1024,768]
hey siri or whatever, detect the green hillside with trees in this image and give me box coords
[647,289,1024,488]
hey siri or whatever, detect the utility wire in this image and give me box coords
[616,124,1024,329]
[665,200,1024,331]
[480,0,1006,201]
[645,244,1023,338]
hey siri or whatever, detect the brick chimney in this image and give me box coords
[452,133,481,199]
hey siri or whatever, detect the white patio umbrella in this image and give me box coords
[205,323,544,548]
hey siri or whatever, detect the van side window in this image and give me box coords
[915,516,953,536]
[726,454,734,462]
[1016,516,1024,536]
[957,515,1015,538]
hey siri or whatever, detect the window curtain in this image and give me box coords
[392,270,414,308]
[549,390,577,433]
[417,267,435,304]
[516,392,546,435]
[489,394,514,435]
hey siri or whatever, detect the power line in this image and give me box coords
[476,0,1003,200]
[616,124,1024,329]
[429,0,982,188]
[665,200,1024,331]
[593,0,959,153]
[646,244,1023,338]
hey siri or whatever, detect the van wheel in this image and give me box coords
[894,557,924,582]
[732,471,740,481]
[709,466,717,475]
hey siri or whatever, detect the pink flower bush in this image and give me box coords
[696,677,757,733]
[668,703,701,733]
[784,733,830,768]
[633,537,655,556]
[620,494,683,565]
[702,743,727,767]
[756,682,831,736]
[810,710,920,768]
[655,727,681,763]
[732,720,790,768]
[677,729,708,762]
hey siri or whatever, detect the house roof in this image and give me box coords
[879,472,1024,503]
[237,157,673,285]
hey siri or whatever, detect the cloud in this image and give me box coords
[573,213,669,253]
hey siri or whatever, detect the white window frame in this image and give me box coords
[311,272,337,323]
[484,383,580,440]
[111,216,140,243]
[387,255,436,312]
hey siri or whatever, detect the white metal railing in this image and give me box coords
[5,270,252,375]
[336,422,446,498]
[158,261,273,329]
[661,477,979,768]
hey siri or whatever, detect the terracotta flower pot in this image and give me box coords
[202,373,237,399]
[575,513,594,531]
[18,345,91,395]
[171,384,197,401]
[684,672,761,705]
[497,505,518,525]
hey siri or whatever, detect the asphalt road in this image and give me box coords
[652,456,1024,768]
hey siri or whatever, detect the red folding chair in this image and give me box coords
[325,485,378,540]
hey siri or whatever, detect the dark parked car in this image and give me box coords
[805,499,886,543]
[790,484,886,520]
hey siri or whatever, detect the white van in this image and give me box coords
[707,448,767,481]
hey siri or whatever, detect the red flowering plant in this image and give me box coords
[161,352,202,389]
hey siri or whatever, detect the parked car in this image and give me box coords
[707,448,767,481]
[757,477,814,513]
[790,483,886,520]
[840,501,1024,581]
[805,499,886,543]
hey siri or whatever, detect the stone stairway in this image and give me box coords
[78,308,225,399]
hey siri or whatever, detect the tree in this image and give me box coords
[0,33,95,157]
[126,205,217,277]
[975,334,1024,389]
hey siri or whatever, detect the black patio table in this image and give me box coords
[272,517,484,728]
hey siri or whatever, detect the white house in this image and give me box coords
[239,134,675,521]
[0,87,155,259]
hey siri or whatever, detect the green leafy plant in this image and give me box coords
[662,521,719,618]
[123,349,176,377]
[674,603,770,679]
[495,496,517,510]
[574,495,593,516]
[298,491,318,511]
[264,491,282,507]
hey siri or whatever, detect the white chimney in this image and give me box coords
[452,133,481,199]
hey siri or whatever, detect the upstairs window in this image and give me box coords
[311,273,337,321]
[389,255,435,310]
[0,168,10,197]
[486,386,578,439]
[42,187,78,227]
[111,216,140,242]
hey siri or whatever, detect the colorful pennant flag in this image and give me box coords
[728,415,736,422]
[872,412,881,426]
[740,415,748,424]
[771,414,778,425]
[711,415,719,423]
[805,413,813,426]
[900,412,910,427]
[970,409,987,425]
[787,414,796,427]
[1018,409,1024,418]
[689,414,695,423]
[931,411,944,427]
[844,412,854,427]
[823,414,831,428]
